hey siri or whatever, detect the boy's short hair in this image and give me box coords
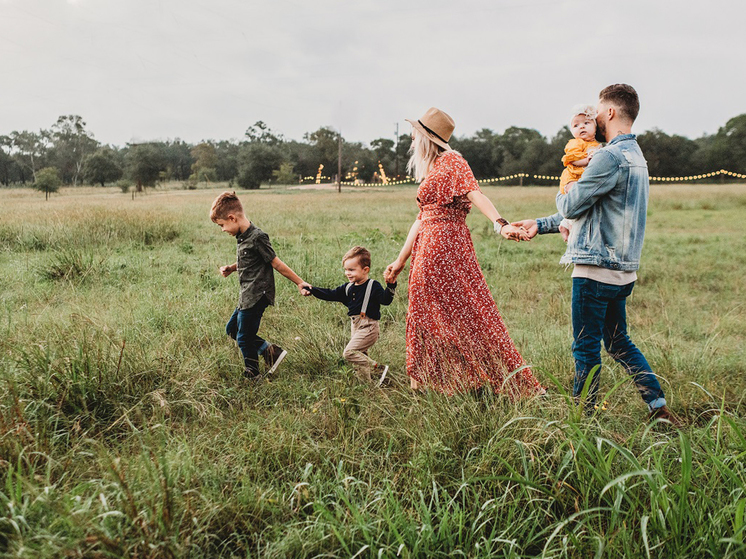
[210,191,244,222]
[343,246,371,269]
[599,84,640,123]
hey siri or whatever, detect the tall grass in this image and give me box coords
[0,184,744,557]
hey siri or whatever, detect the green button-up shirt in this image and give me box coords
[236,223,276,310]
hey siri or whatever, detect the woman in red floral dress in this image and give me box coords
[384,108,544,397]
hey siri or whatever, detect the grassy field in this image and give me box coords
[1,182,745,558]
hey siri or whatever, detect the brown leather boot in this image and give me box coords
[648,405,682,428]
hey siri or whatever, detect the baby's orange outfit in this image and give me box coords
[559,138,601,194]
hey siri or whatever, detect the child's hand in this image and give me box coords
[384,259,405,284]
[219,264,236,277]
[560,224,570,242]
[298,282,313,296]
[563,181,577,193]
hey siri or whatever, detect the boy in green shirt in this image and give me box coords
[211,191,311,380]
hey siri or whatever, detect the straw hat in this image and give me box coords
[406,107,454,150]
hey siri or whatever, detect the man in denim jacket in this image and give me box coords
[514,84,676,424]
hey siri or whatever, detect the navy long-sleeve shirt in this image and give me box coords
[310,279,396,320]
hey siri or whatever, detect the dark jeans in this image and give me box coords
[571,278,666,411]
[226,296,270,374]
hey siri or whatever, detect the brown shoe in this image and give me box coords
[648,405,682,428]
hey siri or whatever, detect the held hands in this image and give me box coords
[509,219,538,240]
[298,281,313,296]
[384,259,405,284]
[500,223,532,242]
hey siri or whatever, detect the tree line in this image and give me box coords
[2,113,745,196]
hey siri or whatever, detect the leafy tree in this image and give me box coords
[10,130,50,182]
[282,140,317,179]
[190,142,218,182]
[0,135,16,186]
[451,129,499,179]
[245,121,283,145]
[638,129,698,177]
[498,127,547,178]
[237,143,283,189]
[271,162,296,185]
[212,141,240,181]
[370,138,395,176]
[125,143,166,188]
[34,167,61,200]
[82,147,123,186]
[304,127,340,173]
[162,140,194,181]
[710,114,746,174]
[536,126,573,177]
[393,133,412,179]
[49,115,99,186]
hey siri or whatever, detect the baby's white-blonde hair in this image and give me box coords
[570,104,598,122]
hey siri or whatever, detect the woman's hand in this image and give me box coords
[384,258,406,284]
[500,224,531,242]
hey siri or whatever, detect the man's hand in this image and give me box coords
[384,259,405,284]
[500,223,529,242]
[560,224,570,242]
[510,219,538,239]
[219,264,236,277]
[298,281,313,296]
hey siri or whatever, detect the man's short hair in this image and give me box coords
[343,246,371,269]
[210,191,244,221]
[599,84,640,123]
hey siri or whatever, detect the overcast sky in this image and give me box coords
[2,0,744,146]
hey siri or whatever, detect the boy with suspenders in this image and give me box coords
[305,246,397,386]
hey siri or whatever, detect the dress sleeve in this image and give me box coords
[561,139,588,167]
[432,152,481,206]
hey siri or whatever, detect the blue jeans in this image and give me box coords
[571,278,666,411]
[226,297,270,374]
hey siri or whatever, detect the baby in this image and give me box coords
[559,105,602,237]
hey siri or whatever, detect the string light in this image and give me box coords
[648,169,746,181]
[302,168,745,185]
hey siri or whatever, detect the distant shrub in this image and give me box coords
[116,179,132,193]
[34,167,62,200]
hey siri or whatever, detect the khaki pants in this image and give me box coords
[343,315,380,382]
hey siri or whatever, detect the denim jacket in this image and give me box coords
[536,134,649,271]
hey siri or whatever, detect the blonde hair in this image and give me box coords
[407,128,450,183]
[210,191,244,221]
[342,246,371,269]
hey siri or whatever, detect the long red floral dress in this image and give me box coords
[406,151,543,397]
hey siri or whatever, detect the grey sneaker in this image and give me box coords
[262,344,287,376]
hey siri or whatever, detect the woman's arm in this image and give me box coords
[384,219,421,283]
[466,191,529,241]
